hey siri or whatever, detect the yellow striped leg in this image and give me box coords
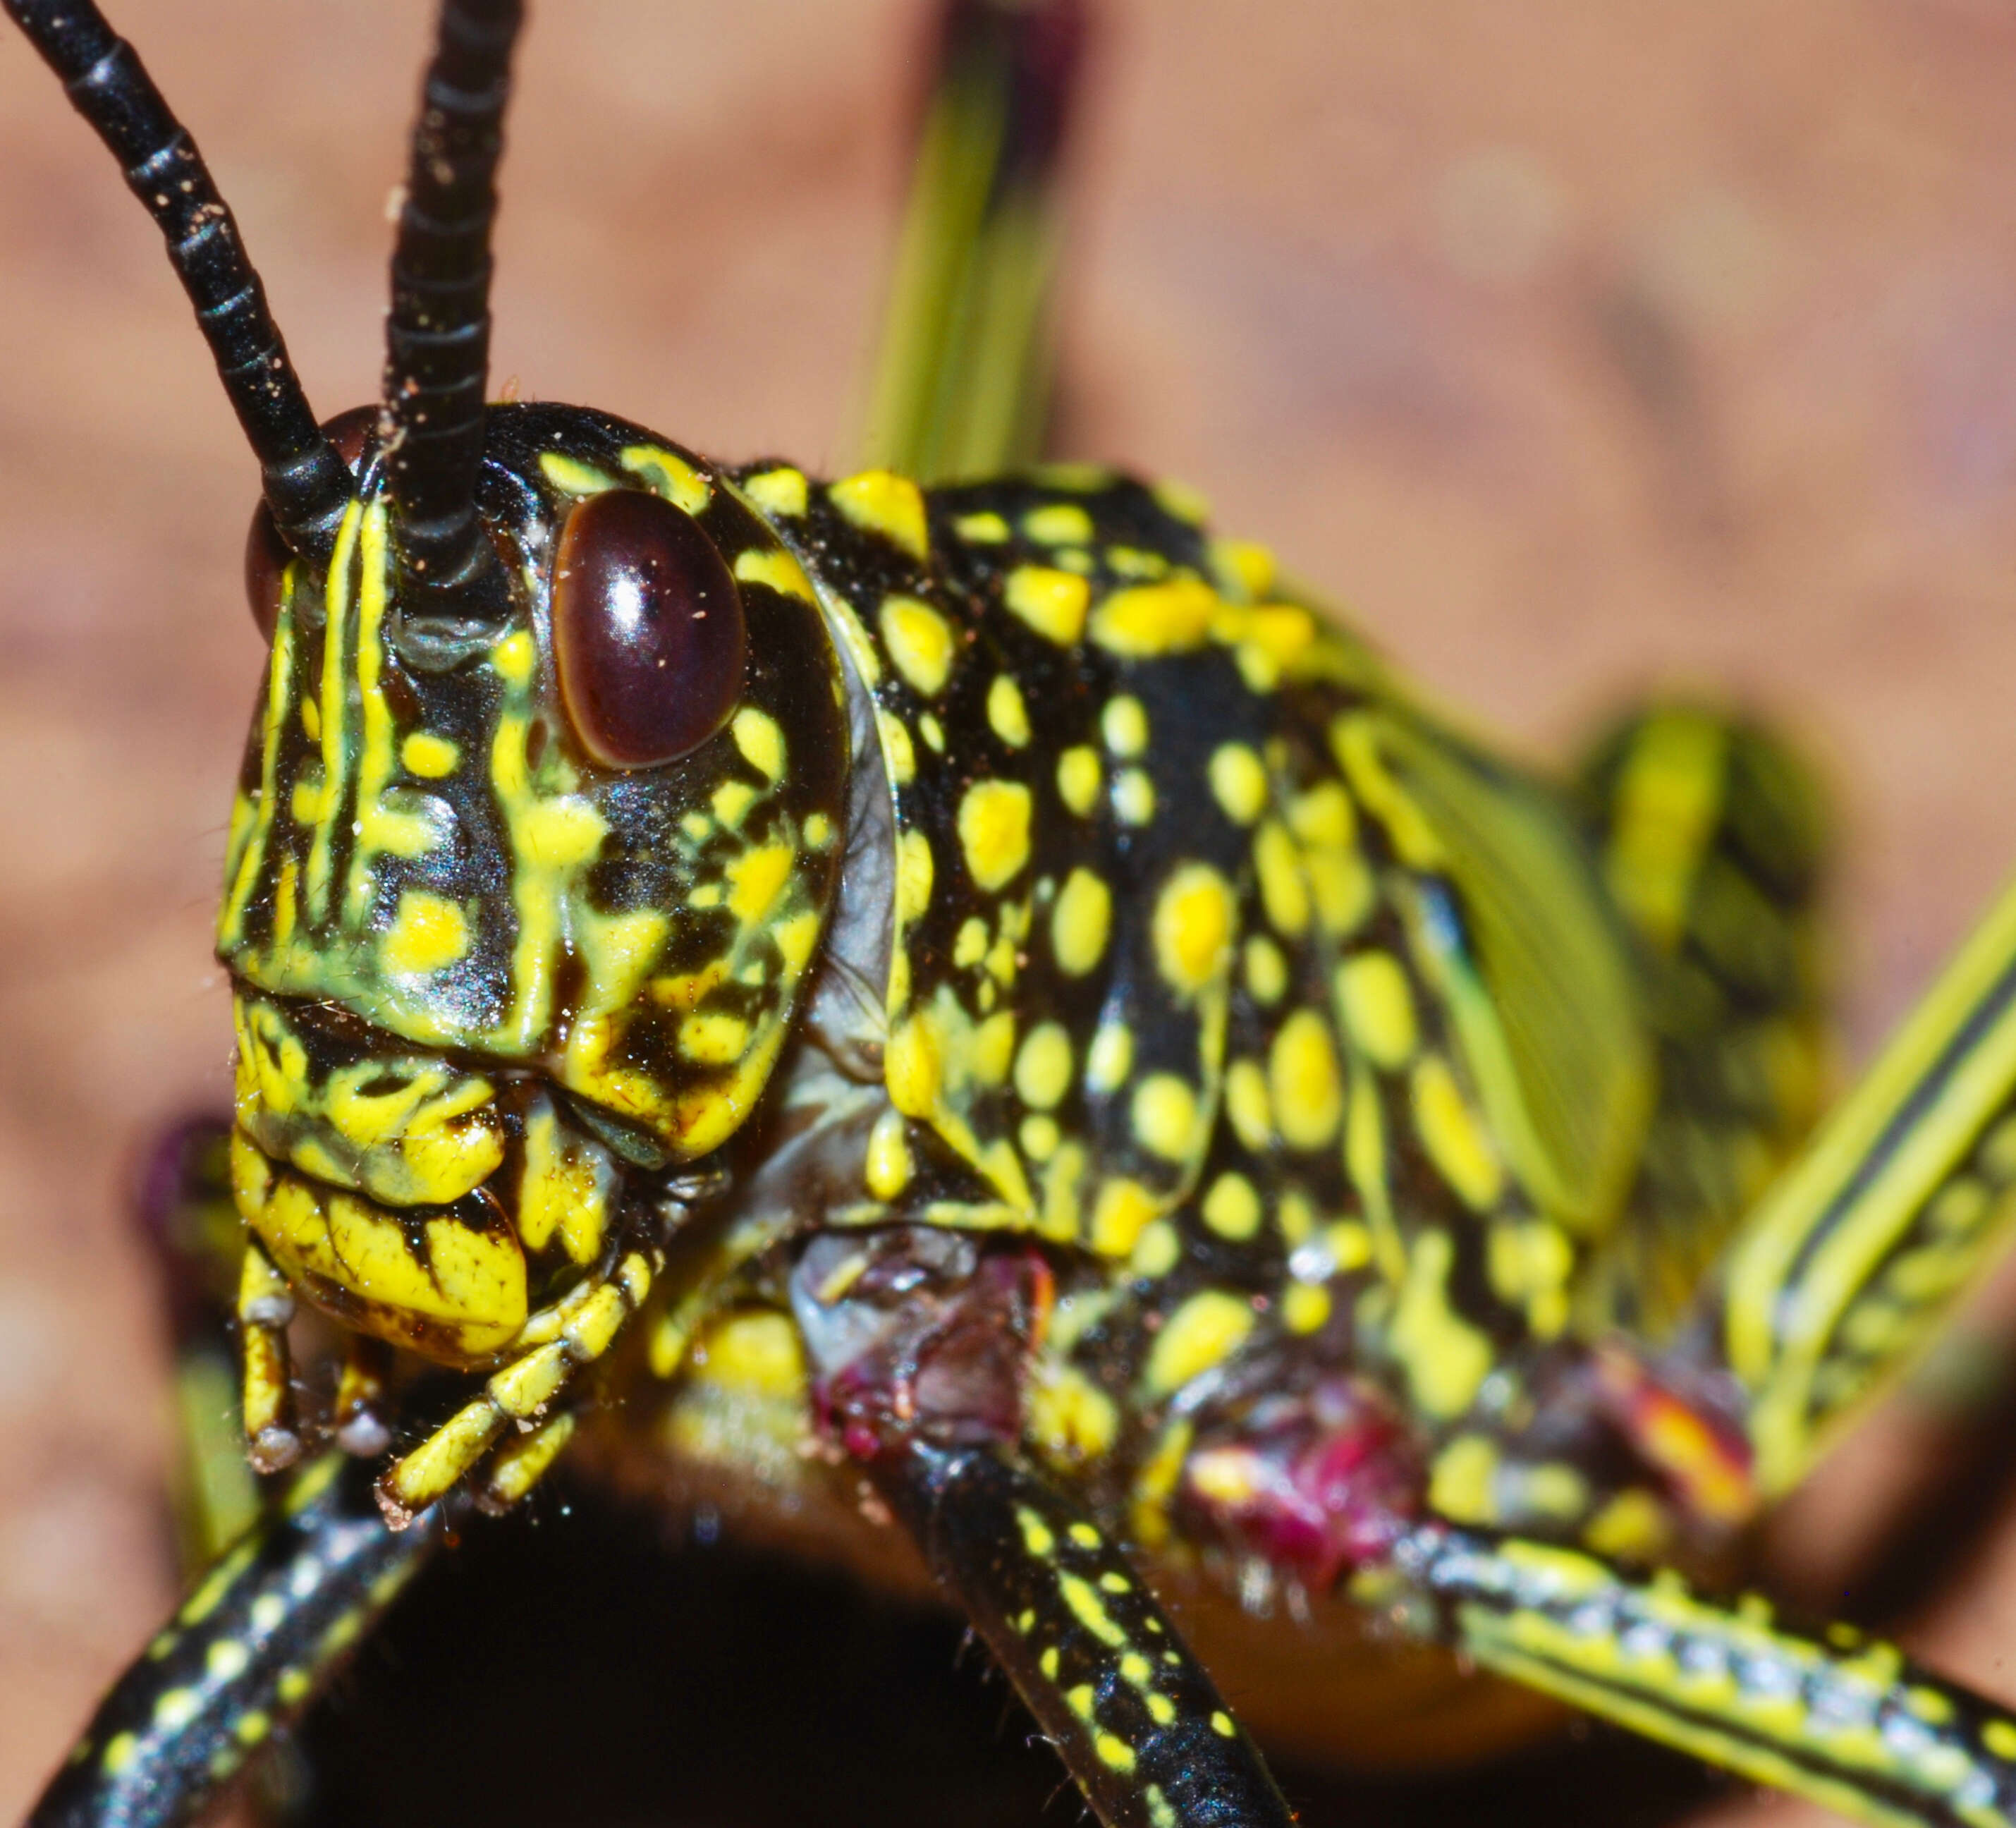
[27,1454,439,1828]
[236,1234,301,1475]
[376,1246,656,1525]
[855,0,1087,483]
[871,1442,1294,1828]
[1394,1523,2016,1828]
[1698,872,2016,1499]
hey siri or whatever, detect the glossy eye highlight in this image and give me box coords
[552,489,747,769]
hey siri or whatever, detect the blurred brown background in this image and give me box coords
[4,1,2016,1821]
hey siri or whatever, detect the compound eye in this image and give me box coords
[552,489,747,768]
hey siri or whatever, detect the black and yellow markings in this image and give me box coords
[1407,1524,2016,1828]
[39,1456,439,1828]
[879,1443,1293,1828]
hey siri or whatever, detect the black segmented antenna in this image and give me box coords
[3,0,352,566]
[382,0,525,616]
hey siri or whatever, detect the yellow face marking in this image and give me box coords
[1015,1022,1075,1110]
[1101,695,1149,757]
[1208,743,1269,825]
[831,469,929,559]
[1412,1054,1505,1209]
[1209,537,1277,600]
[1085,1019,1134,1092]
[1269,1010,1345,1152]
[987,674,1032,748]
[733,546,817,603]
[880,595,958,697]
[958,781,1034,891]
[1144,1291,1254,1395]
[538,451,618,496]
[1056,745,1102,816]
[1131,1219,1183,1276]
[740,465,810,518]
[382,891,470,977]
[1089,576,1218,657]
[621,444,712,515]
[1113,768,1156,826]
[1025,501,1094,545]
[877,709,917,786]
[897,828,936,925]
[1051,867,1113,975]
[731,707,787,781]
[1131,1075,1201,1162]
[1202,1171,1263,1241]
[1005,566,1091,645]
[1151,863,1235,997]
[401,731,459,779]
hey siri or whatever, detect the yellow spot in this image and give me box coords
[234,1710,271,1746]
[1113,768,1156,825]
[1211,537,1276,599]
[953,916,989,969]
[988,675,1032,748]
[1429,1435,1500,1524]
[1338,951,1417,1068]
[1056,745,1101,815]
[741,465,809,518]
[621,444,711,514]
[1131,1219,1182,1276]
[538,451,616,496]
[958,781,1033,891]
[733,547,816,602]
[1412,1056,1504,1209]
[1026,501,1094,544]
[692,1309,805,1401]
[1270,1011,1345,1152]
[831,469,929,558]
[1145,1291,1254,1394]
[276,1668,312,1707]
[1210,1710,1236,1738]
[1243,935,1288,1005]
[102,1733,138,1776]
[383,891,469,977]
[1151,863,1235,996]
[1224,1058,1273,1151]
[1004,565,1090,645]
[955,510,1010,542]
[1015,1023,1075,1110]
[1089,576,1218,657]
[1202,1173,1262,1241]
[877,709,917,786]
[896,828,935,924]
[1290,781,1356,848]
[1254,821,1309,936]
[1986,1721,2016,1761]
[401,731,458,778]
[1015,1506,1056,1557]
[1283,1282,1331,1334]
[1085,1020,1133,1092]
[492,627,536,686]
[880,595,957,697]
[1154,478,1211,523]
[1091,1178,1159,1257]
[1101,695,1149,757]
[206,1638,251,1682]
[805,812,833,849]
[1067,1521,1102,1549]
[1030,1367,1120,1466]
[731,707,786,781]
[1209,743,1268,824]
[154,1688,202,1731]
[1132,1076,1199,1163]
[728,842,795,924]
[1393,1230,1493,1418]
[1052,868,1113,975]
[1096,1733,1137,1773]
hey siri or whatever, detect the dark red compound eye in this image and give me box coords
[552,489,747,769]
[244,407,379,642]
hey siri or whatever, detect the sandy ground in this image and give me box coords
[4,1,2016,1821]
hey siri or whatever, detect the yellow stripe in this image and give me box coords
[1725,871,2016,1493]
[305,504,364,920]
